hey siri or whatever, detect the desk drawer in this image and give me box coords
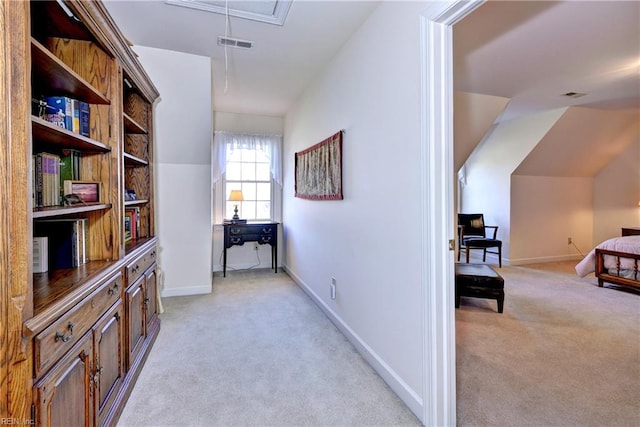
[228,224,276,235]
[226,224,276,247]
[34,271,122,378]
[126,244,157,284]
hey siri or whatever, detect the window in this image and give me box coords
[213,131,282,222]
[225,147,271,220]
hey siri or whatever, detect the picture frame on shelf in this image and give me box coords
[63,180,100,203]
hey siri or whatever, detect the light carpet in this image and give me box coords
[117,269,421,427]
[456,260,640,426]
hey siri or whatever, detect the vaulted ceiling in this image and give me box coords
[453,0,639,178]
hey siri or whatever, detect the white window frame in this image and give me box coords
[212,132,283,224]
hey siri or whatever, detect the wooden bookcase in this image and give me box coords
[0,1,160,424]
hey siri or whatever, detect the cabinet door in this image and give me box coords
[94,301,124,427]
[126,276,146,369]
[144,266,158,330]
[34,331,94,427]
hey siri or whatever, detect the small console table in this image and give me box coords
[222,221,279,277]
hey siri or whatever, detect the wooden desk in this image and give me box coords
[222,221,278,277]
[621,227,640,236]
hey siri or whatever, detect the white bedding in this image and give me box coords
[575,235,640,277]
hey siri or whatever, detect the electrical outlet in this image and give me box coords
[330,278,336,300]
[567,237,572,245]
[253,242,259,251]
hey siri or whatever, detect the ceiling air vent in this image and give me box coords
[562,92,587,98]
[217,36,253,49]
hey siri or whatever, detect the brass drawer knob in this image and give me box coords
[108,282,120,295]
[54,322,74,343]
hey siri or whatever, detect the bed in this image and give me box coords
[575,236,640,291]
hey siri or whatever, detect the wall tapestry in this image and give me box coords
[295,130,343,200]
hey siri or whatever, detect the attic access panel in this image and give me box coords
[165,0,292,26]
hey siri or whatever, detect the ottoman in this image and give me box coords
[455,263,504,313]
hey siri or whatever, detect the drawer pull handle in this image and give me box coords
[230,228,241,234]
[108,283,120,295]
[55,322,74,343]
[144,297,150,306]
[150,251,156,258]
[231,237,242,244]
[261,236,272,243]
[92,366,104,386]
[132,265,140,274]
[262,228,272,233]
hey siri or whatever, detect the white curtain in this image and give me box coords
[212,131,282,187]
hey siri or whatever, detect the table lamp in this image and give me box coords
[228,190,244,221]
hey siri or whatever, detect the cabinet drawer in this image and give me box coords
[34,271,122,379]
[126,244,157,284]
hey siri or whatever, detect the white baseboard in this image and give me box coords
[509,254,583,266]
[161,285,212,297]
[282,264,424,420]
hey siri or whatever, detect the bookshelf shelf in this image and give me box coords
[124,112,147,134]
[33,203,112,219]
[32,116,111,152]
[31,38,110,105]
[124,199,149,207]
[124,152,148,166]
[28,260,116,322]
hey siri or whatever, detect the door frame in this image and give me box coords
[419,1,484,425]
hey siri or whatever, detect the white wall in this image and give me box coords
[133,46,213,297]
[510,176,593,263]
[461,108,566,261]
[212,112,284,272]
[594,139,640,243]
[283,2,426,418]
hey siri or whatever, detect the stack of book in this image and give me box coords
[33,152,60,207]
[32,149,83,208]
[124,207,141,243]
[34,218,87,269]
[34,96,90,137]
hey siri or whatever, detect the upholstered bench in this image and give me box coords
[455,263,504,313]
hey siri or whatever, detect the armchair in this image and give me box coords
[457,213,502,268]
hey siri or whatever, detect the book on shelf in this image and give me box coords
[74,99,90,137]
[34,218,87,269]
[33,236,49,274]
[34,96,90,137]
[59,149,82,201]
[33,152,61,207]
[42,96,73,131]
[124,210,132,243]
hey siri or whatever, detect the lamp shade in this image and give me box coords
[228,190,244,202]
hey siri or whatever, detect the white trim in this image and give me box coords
[420,1,484,426]
[165,0,292,26]
[283,265,424,417]
[509,254,583,266]
[161,285,212,297]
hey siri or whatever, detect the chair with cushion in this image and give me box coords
[457,213,502,268]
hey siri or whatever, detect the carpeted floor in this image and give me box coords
[116,269,421,427]
[117,261,639,427]
[456,260,640,426]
